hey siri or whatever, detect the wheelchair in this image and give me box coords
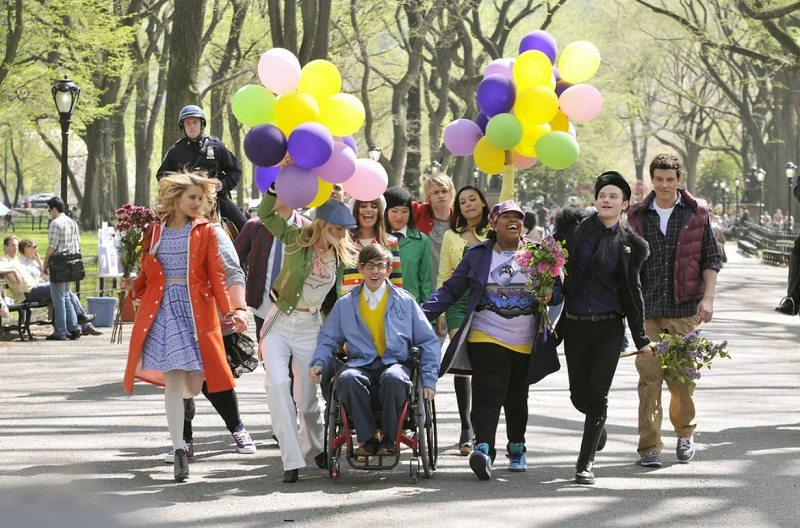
[323,346,438,481]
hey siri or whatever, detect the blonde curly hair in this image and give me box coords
[155,172,217,219]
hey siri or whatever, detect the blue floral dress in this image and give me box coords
[141,222,204,373]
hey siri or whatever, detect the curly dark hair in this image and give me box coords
[649,154,683,180]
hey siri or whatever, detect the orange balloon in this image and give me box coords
[549,109,570,132]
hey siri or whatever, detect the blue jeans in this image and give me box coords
[24,284,51,303]
[50,281,79,337]
[338,360,412,443]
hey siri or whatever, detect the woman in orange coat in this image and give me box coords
[122,172,247,481]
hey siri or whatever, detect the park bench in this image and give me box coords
[0,299,52,341]
[762,240,793,266]
[738,230,766,256]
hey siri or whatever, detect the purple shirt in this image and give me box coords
[565,221,622,316]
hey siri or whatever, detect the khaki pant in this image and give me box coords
[635,315,698,455]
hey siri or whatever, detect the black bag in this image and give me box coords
[48,253,86,283]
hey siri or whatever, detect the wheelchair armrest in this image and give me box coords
[332,347,348,364]
[410,346,420,364]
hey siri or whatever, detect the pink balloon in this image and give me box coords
[513,152,538,169]
[484,58,515,83]
[258,48,301,95]
[444,119,483,156]
[344,159,388,201]
[314,141,357,183]
[568,123,577,137]
[275,163,319,208]
[559,84,604,122]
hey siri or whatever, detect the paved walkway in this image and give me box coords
[1,242,798,528]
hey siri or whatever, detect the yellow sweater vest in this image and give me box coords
[359,288,389,356]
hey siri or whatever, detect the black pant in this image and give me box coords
[466,341,530,460]
[218,194,246,233]
[563,317,624,417]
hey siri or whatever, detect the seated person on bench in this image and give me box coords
[310,244,439,457]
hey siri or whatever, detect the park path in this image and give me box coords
[0,242,798,528]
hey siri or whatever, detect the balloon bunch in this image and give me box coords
[444,31,603,172]
[231,48,388,208]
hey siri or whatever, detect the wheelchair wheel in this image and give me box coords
[327,390,343,480]
[415,381,436,478]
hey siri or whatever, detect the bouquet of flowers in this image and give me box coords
[652,329,730,386]
[515,234,568,334]
[111,204,159,343]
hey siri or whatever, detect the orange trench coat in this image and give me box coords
[123,217,236,393]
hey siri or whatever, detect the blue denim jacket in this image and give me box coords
[311,281,440,389]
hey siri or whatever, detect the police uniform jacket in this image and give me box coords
[156,133,242,197]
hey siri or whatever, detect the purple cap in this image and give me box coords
[488,200,525,228]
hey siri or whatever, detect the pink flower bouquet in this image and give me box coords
[515,234,568,334]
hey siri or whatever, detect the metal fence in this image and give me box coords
[740,221,798,251]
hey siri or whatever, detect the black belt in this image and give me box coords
[565,312,621,322]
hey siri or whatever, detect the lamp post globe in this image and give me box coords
[51,76,80,210]
[368,144,382,162]
[756,168,766,225]
[431,160,441,174]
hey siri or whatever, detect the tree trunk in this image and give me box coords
[113,109,129,207]
[227,104,245,208]
[405,83,422,191]
[161,0,207,157]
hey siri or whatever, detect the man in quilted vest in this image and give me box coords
[627,154,721,468]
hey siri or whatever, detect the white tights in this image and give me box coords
[163,370,205,451]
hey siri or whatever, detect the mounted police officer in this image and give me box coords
[156,105,247,233]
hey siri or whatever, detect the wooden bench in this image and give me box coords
[738,239,758,256]
[1,299,52,341]
[762,240,793,266]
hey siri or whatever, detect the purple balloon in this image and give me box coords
[244,124,287,168]
[555,80,573,98]
[287,122,334,169]
[335,135,358,155]
[314,141,357,184]
[444,119,483,156]
[519,30,558,64]
[475,111,489,133]
[275,163,319,208]
[552,65,561,82]
[254,165,280,193]
[477,74,516,117]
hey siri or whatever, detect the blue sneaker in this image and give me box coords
[507,442,527,472]
[469,442,493,480]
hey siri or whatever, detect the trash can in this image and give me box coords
[86,297,118,327]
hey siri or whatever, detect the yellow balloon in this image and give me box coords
[514,123,550,157]
[548,74,556,91]
[308,178,334,208]
[515,86,559,126]
[549,109,570,132]
[298,60,343,104]
[319,93,366,136]
[474,136,504,174]
[273,91,320,136]
[558,41,601,84]
[513,50,552,91]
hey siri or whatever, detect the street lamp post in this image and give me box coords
[472,168,480,188]
[734,177,741,218]
[51,76,81,210]
[756,168,766,224]
[431,160,441,174]
[786,162,796,231]
[724,185,730,217]
[712,181,720,212]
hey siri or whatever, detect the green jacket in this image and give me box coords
[257,189,344,316]
[397,227,434,303]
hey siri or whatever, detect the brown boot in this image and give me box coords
[82,324,104,336]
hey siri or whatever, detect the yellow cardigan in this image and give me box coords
[436,164,516,288]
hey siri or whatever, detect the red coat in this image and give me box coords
[412,201,453,236]
[123,217,235,393]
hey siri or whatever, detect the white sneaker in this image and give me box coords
[164,439,193,464]
[232,424,257,454]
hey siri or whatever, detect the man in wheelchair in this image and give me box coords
[310,244,439,457]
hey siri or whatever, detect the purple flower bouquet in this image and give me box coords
[653,329,731,386]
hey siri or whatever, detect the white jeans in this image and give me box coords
[262,307,324,471]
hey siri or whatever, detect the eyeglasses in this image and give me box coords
[362,262,390,271]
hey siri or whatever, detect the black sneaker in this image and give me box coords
[354,436,380,456]
[174,449,189,481]
[676,436,695,463]
[45,334,66,341]
[376,436,396,456]
[68,330,81,340]
[775,297,797,315]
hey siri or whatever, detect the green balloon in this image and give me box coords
[232,85,277,127]
[535,131,579,170]
[485,113,523,150]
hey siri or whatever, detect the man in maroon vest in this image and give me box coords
[627,154,722,468]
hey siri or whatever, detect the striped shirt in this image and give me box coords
[341,236,403,295]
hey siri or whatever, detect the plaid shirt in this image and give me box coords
[640,197,721,318]
[48,213,80,255]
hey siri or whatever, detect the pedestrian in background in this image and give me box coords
[42,197,82,341]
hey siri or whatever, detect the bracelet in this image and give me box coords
[235,307,247,312]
